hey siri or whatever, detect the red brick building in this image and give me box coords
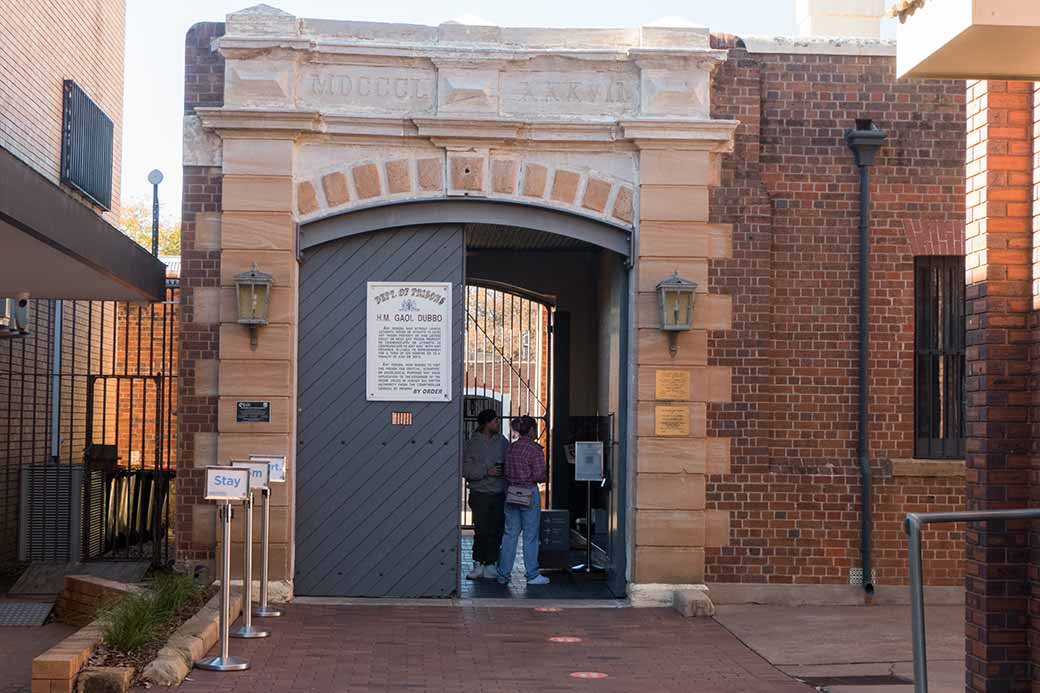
[176,5,968,606]
[705,38,967,601]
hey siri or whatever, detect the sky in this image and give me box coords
[121,0,898,218]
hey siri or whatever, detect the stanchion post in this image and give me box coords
[197,467,250,672]
[250,454,286,618]
[231,461,271,639]
[255,486,282,617]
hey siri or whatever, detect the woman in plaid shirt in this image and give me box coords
[496,416,550,586]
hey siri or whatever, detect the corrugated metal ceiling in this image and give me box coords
[464,224,594,251]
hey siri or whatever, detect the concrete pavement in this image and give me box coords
[715,604,964,692]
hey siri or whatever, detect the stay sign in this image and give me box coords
[205,466,250,501]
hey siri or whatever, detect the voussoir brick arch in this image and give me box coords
[295,154,636,230]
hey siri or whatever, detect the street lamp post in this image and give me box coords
[148,169,163,257]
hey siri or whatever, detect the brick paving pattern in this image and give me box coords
[178,605,810,692]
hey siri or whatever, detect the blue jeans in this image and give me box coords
[497,486,541,581]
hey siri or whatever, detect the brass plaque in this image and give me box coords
[655,405,690,437]
[655,370,691,401]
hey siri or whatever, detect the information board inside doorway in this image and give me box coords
[366,281,452,402]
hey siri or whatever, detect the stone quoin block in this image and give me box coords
[222,175,293,212]
[220,212,295,250]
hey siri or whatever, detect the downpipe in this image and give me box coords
[846,120,886,596]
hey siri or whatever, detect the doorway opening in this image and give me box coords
[459,223,627,600]
[295,202,631,600]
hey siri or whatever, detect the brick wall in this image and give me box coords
[1031,80,1040,693]
[176,22,226,567]
[963,80,1034,692]
[0,0,124,220]
[705,45,967,588]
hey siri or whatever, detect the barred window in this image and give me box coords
[914,256,965,459]
[60,80,114,210]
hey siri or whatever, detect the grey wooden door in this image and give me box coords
[295,224,464,597]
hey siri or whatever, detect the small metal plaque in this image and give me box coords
[574,441,604,482]
[654,405,690,437]
[236,401,270,423]
[392,411,413,425]
[655,370,690,401]
[232,460,270,491]
[205,466,250,501]
[249,455,286,483]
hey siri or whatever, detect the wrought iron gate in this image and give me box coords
[0,286,178,565]
[462,282,552,526]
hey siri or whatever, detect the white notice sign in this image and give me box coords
[249,455,286,483]
[366,281,452,402]
[575,441,604,482]
[232,460,270,491]
[205,466,250,501]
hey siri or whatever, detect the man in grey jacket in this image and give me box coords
[463,409,509,580]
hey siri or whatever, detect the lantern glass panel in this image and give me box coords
[236,281,270,324]
[673,290,693,329]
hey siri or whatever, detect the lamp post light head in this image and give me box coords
[656,271,697,357]
[234,263,273,350]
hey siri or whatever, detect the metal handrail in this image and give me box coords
[905,508,1040,692]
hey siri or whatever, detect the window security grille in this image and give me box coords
[914,256,965,459]
[60,80,114,210]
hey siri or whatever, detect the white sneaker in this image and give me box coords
[483,564,499,579]
[466,563,484,580]
[527,575,550,586]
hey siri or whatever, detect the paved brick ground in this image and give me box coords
[178,605,811,692]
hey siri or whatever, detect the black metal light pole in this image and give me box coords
[845,119,886,596]
[148,169,163,256]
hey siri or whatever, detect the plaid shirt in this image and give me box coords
[504,436,546,487]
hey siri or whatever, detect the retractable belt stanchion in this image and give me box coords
[254,486,282,617]
[249,454,286,618]
[197,466,251,672]
[231,460,271,639]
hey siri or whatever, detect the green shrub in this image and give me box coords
[150,571,204,621]
[98,591,162,652]
[98,571,205,653]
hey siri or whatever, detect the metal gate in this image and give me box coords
[461,283,552,526]
[295,224,464,597]
[0,286,178,565]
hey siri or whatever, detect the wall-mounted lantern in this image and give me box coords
[656,271,697,357]
[234,264,273,350]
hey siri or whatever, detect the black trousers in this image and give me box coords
[468,491,506,564]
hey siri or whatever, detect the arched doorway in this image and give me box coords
[294,201,631,598]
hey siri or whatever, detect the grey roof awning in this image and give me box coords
[0,146,166,302]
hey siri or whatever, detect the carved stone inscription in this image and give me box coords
[299,66,436,115]
[500,71,638,117]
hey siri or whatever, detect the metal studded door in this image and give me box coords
[295,223,464,597]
